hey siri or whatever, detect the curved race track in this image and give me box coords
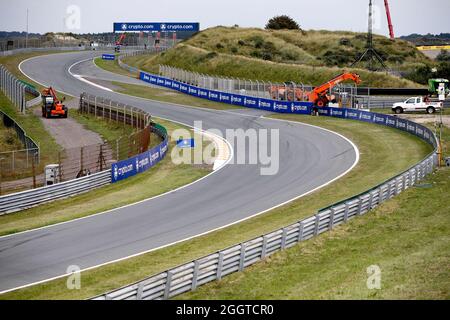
[0,51,357,292]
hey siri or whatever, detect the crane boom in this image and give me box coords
[384,0,395,40]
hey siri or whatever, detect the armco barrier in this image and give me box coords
[91,70,439,300]
[0,94,169,214]
[0,170,111,215]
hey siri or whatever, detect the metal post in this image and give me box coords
[0,158,3,196]
[31,153,36,188]
[80,147,84,173]
[164,271,173,299]
[216,251,224,281]
[58,151,62,182]
[191,260,200,290]
[239,243,246,271]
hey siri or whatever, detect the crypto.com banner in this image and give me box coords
[111,139,169,183]
[113,22,200,33]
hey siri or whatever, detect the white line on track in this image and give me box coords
[1,54,359,295]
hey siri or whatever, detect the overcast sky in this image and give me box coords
[0,0,449,36]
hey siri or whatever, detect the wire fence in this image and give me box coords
[0,109,40,185]
[0,94,155,195]
[159,64,363,108]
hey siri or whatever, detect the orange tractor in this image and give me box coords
[269,73,361,107]
[41,87,68,118]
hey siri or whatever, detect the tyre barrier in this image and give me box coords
[91,71,439,300]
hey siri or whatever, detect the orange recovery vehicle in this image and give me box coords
[269,73,361,107]
[41,87,68,118]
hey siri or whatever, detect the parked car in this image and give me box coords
[392,97,442,114]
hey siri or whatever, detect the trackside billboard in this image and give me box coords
[113,22,200,33]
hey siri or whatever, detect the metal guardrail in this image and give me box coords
[0,93,168,213]
[0,170,111,215]
[93,117,437,300]
[92,69,439,300]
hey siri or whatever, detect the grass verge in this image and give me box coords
[0,115,432,299]
[93,56,137,78]
[0,93,61,168]
[112,81,244,111]
[180,167,450,300]
[92,52,245,111]
[0,117,214,237]
[370,107,450,116]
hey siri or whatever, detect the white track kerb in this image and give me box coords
[0,54,359,295]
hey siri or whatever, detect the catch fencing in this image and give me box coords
[0,94,152,195]
[117,48,168,75]
[0,94,168,213]
[158,65,449,109]
[0,110,40,183]
[0,65,26,113]
[92,69,439,300]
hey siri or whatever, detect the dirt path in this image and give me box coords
[1,99,111,193]
[35,98,105,149]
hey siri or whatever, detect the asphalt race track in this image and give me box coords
[0,51,357,292]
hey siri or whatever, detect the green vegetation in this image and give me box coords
[0,115,432,299]
[370,108,450,116]
[70,111,137,145]
[0,126,23,152]
[112,81,243,111]
[122,27,433,88]
[93,56,137,78]
[265,15,301,31]
[0,117,213,237]
[0,92,61,169]
[181,167,450,300]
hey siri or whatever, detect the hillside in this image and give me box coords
[125,26,433,88]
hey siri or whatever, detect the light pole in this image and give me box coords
[26,8,29,48]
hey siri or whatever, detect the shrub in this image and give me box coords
[437,50,450,62]
[231,46,238,54]
[216,43,224,49]
[265,15,301,30]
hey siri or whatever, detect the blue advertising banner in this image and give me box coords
[177,138,195,148]
[111,139,168,183]
[102,54,115,60]
[114,22,200,33]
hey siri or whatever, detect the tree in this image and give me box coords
[265,15,301,30]
[436,50,450,62]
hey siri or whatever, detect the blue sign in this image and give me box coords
[177,138,195,148]
[102,54,115,61]
[113,22,200,33]
[112,139,168,183]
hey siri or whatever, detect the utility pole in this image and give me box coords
[351,0,387,71]
[25,8,29,48]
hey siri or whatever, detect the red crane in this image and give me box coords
[384,0,395,40]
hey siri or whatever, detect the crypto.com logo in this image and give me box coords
[65,5,81,30]
[171,121,280,176]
